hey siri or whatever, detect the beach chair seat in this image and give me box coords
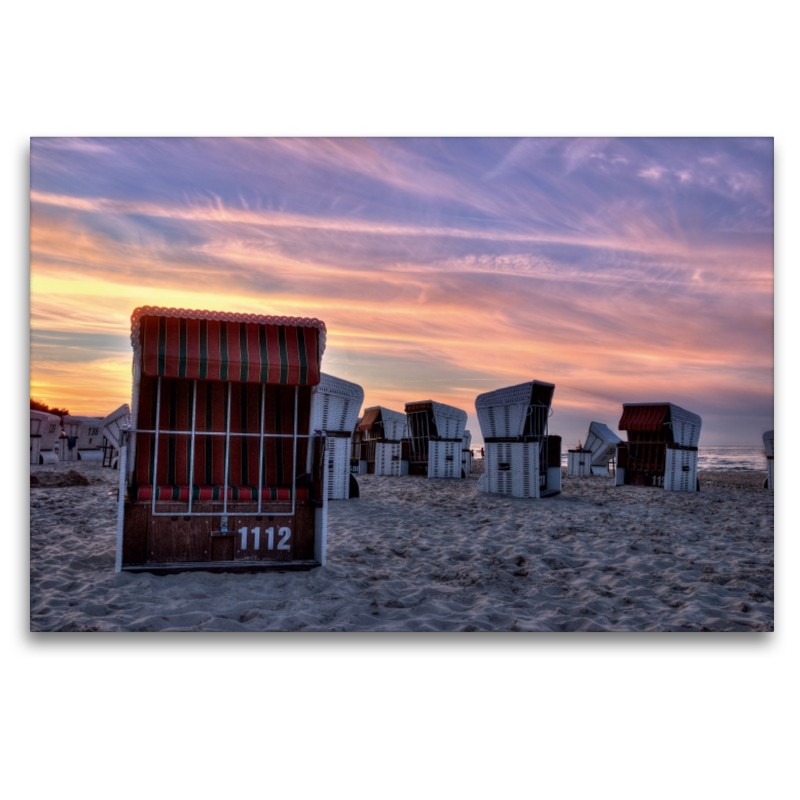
[30,410,61,465]
[358,406,409,476]
[615,403,701,491]
[309,373,364,499]
[116,307,329,573]
[475,380,561,498]
[405,400,467,478]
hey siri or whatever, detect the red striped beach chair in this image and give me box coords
[115,307,329,573]
[615,403,701,491]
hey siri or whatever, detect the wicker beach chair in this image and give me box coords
[405,400,468,478]
[100,404,131,468]
[475,380,562,498]
[356,406,409,477]
[309,373,364,499]
[763,430,774,491]
[462,430,473,478]
[30,410,61,465]
[350,419,368,475]
[59,416,83,462]
[615,403,701,491]
[568,421,621,477]
[62,414,104,462]
[115,307,329,573]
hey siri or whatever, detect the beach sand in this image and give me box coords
[29,460,774,632]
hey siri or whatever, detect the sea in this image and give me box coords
[556,446,768,472]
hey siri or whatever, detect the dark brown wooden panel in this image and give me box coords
[122,503,149,566]
[147,504,211,563]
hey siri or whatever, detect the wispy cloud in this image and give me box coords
[29,137,774,444]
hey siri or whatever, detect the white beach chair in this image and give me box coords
[62,414,104,461]
[30,410,61,465]
[100,404,132,468]
[308,373,364,499]
[567,421,622,477]
[405,400,468,478]
[357,406,409,477]
[59,417,83,462]
[763,430,773,491]
[475,380,561,498]
[615,402,701,491]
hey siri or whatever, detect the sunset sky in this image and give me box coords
[29,137,773,446]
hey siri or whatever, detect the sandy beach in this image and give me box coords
[29,460,774,632]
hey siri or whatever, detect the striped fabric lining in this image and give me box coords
[134,376,311,497]
[131,485,309,502]
[140,315,321,385]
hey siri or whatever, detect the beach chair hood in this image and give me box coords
[475,380,555,440]
[618,403,701,447]
[131,306,326,386]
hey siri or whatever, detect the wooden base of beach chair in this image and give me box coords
[120,501,320,571]
[567,449,592,476]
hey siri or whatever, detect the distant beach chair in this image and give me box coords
[62,414,104,462]
[59,416,83,462]
[405,400,468,478]
[116,306,329,573]
[475,380,562,498]
[357,406,409,476]
[568,421,621,477]
[615,403,701,491]
[763,430,773,491]
[100,404,131,468]
[309,373,364,499]
[350,419,368,475]
[462,429,473,477]
[30,410,61,465]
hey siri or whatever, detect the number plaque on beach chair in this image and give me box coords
[115,307,329,573]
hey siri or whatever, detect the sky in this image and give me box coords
[29,137,774,447]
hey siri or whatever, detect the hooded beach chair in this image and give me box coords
[763,430,773,491]
[30,410,61,465]
[100,404,131,468]
[568,421,622,477]
[62,414,104,462]
[462,429,473,478]
[59,417,82,462]
[404,400,467,478]
[475,380,562,498]
[309,373,364,499]
[350,419,368,474]
[115,307,329,573]
[357,406,409,476]
[615,403,701,491]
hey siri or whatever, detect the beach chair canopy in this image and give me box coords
[584,421,622,466]
[475,380,555,440]
[310,373,364,434]
[101,404,132,450]
[618,403,701,447]
[131,306,326,386]
[358,406,408,441]
[763,430,774,458]
[405,400,467,441]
